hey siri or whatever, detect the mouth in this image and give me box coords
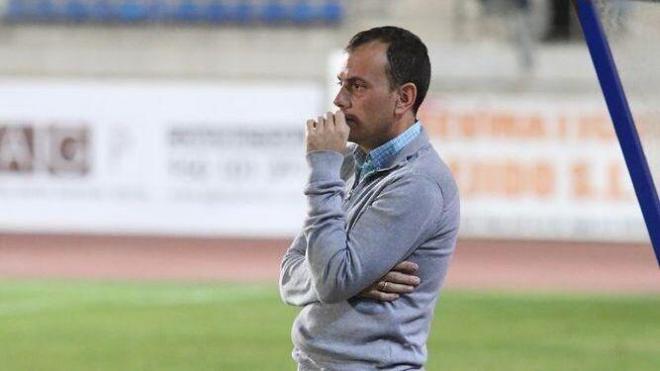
[344,114,358,126]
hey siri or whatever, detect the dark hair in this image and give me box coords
[346,26,431,115]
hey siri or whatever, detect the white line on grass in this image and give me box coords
[0,284,275,317]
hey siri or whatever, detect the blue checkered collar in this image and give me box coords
[354,121,422,181]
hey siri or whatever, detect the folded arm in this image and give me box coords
[303,151,442,304]
[279,229,421,306]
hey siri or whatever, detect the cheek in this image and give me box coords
[360,95,389,116]
[351,91,395,130]
[365,95,395,121]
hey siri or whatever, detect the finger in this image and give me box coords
[334,110,349,134]
[376,291,399,301]
[392,261,419,274]
[316,116,326,130]
[306,119,316,131]
[334,110,346,126]
[383,271,421,286]
[380,282,415,294]
[325,111,335,127]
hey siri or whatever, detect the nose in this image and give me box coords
[333,86,350,109]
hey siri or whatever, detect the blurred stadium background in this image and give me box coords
[0,1,659,370]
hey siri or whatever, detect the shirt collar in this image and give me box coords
[354,121,422,171]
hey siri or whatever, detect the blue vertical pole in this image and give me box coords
[573,0,660,266]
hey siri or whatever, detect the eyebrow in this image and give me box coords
[337,75,368,85]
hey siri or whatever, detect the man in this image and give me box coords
[279,26,460,370]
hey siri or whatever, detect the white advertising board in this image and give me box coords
[0,79,649,242]
[0,79,321,236]
[419,95,647,242]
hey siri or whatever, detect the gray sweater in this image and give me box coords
[279,129,460,370]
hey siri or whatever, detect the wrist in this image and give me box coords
[306,150,344,182]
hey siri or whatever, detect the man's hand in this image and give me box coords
[359,261,421,301]
[305,111,350,153]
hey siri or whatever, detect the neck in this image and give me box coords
[359,115,416,152]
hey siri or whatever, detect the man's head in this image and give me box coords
[334,26,431,150]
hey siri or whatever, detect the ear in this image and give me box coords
[394,82,417,115]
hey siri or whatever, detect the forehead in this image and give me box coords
[339,41,389,81]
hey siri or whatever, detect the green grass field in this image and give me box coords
[1,280,658,371]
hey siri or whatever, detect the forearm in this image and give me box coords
[303,151,364,303]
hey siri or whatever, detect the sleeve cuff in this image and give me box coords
[306,150,344,182]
